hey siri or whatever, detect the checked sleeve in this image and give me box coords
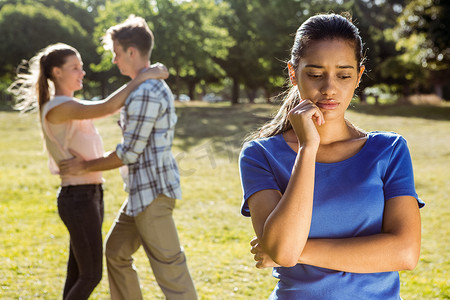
[116,87,162,165]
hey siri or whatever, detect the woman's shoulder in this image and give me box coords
[242,134,283,153]
[367,131,409,151]
[368,131,406,143]
[41,96,76,120]
[43,96,75,110]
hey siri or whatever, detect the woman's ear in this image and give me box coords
[287,62,297,86]
[52,66,62,79]
[356,65,365,88]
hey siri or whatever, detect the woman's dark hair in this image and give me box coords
[247,13,365,141]
[8,43,79,115]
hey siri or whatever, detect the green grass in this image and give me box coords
[0,101,449,299]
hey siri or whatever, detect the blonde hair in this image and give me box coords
[8,43,79,115]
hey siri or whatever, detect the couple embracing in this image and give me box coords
[10,15,196,300]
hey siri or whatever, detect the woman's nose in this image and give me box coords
[320,76,337,96]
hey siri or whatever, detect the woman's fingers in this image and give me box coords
[289,99,324,126]
[288,99,323,146]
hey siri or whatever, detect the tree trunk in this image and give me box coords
[174,64,181,100]
[264,89,271,103]
[246,88,257,103]
[231,77,239,105]
[356,89,366,103]
[188,82,196,100]
[101,78,107,99]
[434,83,443,99]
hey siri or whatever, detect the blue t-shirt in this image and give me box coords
[239,131,424,299]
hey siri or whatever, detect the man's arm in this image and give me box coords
[59,150,123,175]
[59,84,164,175]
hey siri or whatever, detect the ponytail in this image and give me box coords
[37,55,51,113]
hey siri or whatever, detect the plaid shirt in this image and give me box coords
[116,79,181,216]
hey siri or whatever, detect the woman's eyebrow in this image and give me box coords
[304,64,355,69]
[338,65,355,69]
[304,64,323,69]
[68,62,83,67]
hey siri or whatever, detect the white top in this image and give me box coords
[41,96,104,186]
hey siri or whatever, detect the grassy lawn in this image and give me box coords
[0,101,448,299]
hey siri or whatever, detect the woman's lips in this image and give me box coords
[316,100,339,110]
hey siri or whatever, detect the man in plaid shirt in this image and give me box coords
[59,15,197,300]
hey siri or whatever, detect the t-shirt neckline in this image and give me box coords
[276,132,371,166]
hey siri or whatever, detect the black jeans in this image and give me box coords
[57,184,104,300]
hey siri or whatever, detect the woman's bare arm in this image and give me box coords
[251,195,421,272]
[46,63,168,123]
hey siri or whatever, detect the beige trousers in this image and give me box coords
[105,194,197,300]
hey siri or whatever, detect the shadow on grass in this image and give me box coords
[174,101,450,159]
[174,103,274,152]
[0,102,14,112]
[349,103,450,121]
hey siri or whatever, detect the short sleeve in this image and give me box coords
[239,141,281,216]
[383,136,424,208]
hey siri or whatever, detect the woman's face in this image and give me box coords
[53,54,85,92]
[294,39,363,121]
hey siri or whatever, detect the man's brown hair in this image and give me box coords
[104,15,154,58]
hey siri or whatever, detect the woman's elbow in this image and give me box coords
[274,257,298,268]
[399,242,421,270]
[270,249,300,268]
[402,250,420,271]
[264,238,307,267]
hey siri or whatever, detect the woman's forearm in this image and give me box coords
[100,64,168,114]
[260,146,317,267]
[299,196,421,273]
[299,234,416,273]
[100,72,149,113]
[51,72,155,123]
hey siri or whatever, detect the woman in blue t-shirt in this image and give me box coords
[239,13,424,299]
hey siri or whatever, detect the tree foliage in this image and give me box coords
[1,0,448,102]
[388,0,450,97]
[394,0,449,70]
[0,3,91,76]
[92,0,233,99]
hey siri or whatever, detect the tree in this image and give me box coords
[252,0,352,102]
[391,0,450,98]
[0,3,91,77]
[90,0,142,97]
[221,0,355,104]
[152,0,233,100]
[93,0,233,100]
[0,0,99,99]
[217,0,269,104]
